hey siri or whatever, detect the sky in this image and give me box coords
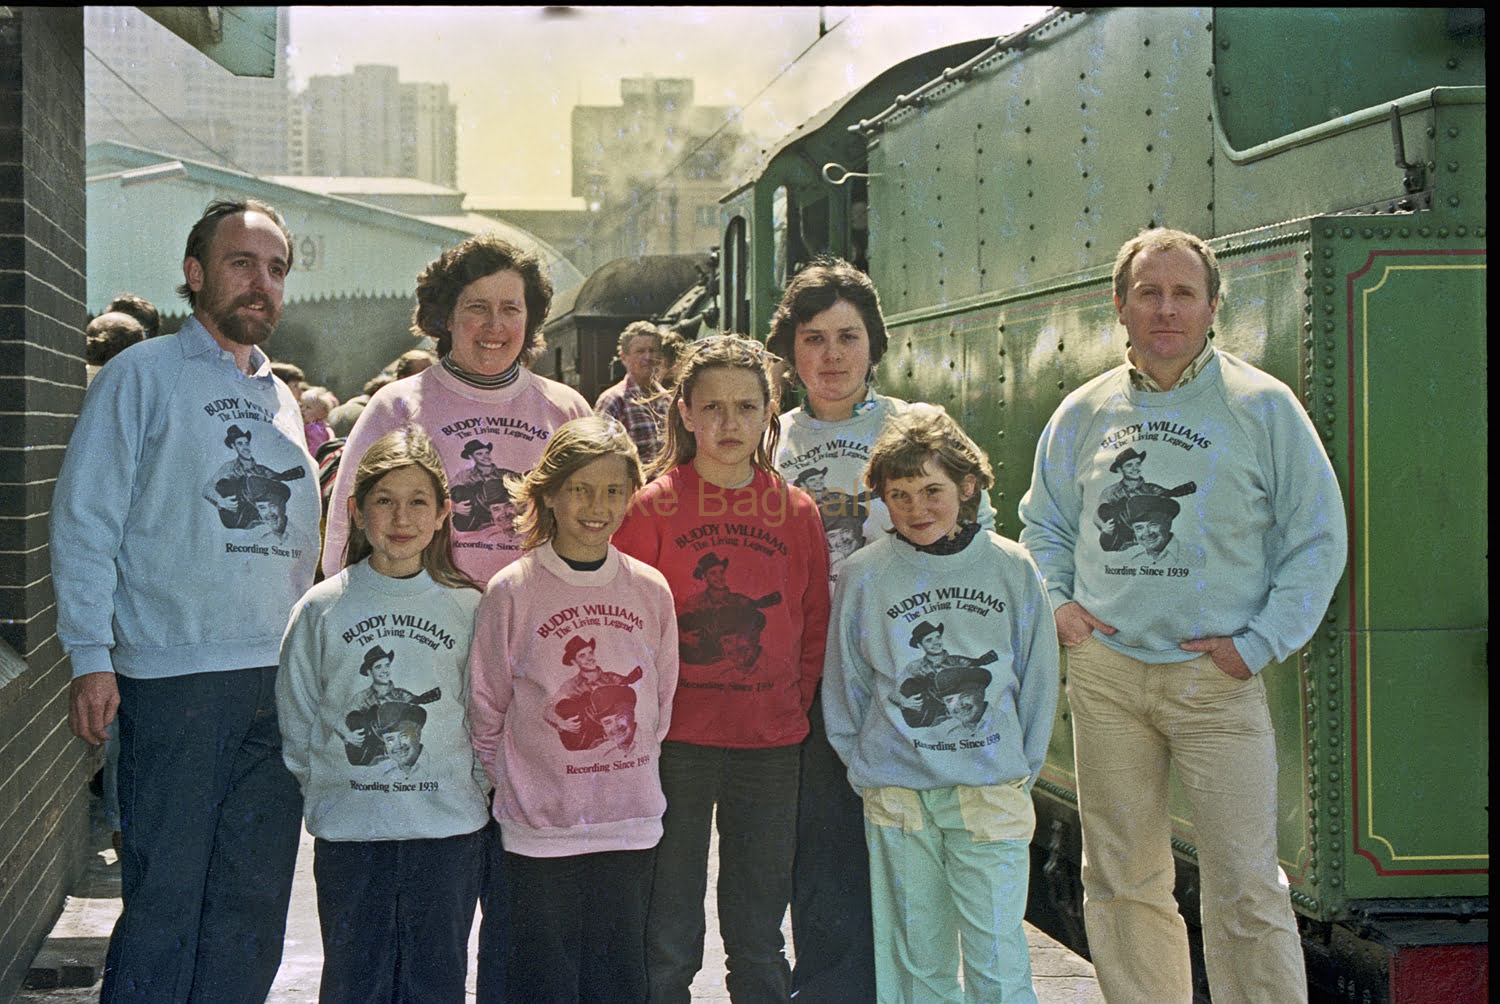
[285,6,1052,206]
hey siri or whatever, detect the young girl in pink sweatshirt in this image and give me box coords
[468,415,679,1003]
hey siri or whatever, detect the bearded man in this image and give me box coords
[53,198,318,1001]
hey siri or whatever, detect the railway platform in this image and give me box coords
[21,820,1103,1002]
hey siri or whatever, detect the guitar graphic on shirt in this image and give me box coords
[343,687,441,766]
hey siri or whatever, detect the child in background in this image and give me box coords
[467,416,679,1003]
[612,335,831,1001]
[821,405,1059,1004]
[301,385,337,454]
[277,427,489,1004]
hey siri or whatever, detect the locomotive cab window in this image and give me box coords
[772,185,790,289]
[797,196,831,267]
[722,214,749,338]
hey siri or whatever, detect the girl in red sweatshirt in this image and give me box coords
[613,335,830,1002]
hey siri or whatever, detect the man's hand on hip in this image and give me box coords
[1181,636,1253,680]
[1055,601,1117,647]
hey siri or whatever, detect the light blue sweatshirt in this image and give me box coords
[822,530,1058,792]
[775,390,999,589]
[277,561,490,841]
[1018,349,1347,673]
[51,317,320,679]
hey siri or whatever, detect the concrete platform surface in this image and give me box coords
[20,824,1102,1003]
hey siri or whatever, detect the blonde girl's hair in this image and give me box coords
[647,333,784,481]
[864,403,995,525]
[344,427,480,590]
[508,415,645,551]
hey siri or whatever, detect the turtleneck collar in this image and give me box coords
[441,354,521,390]
[895,520,982,556]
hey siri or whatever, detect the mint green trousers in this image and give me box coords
[863,782,1038,1003]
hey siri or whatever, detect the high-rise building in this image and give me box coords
[291,65,457,187]
[402,81,459,188]
[84,6,291,175]
[570,77,757,265]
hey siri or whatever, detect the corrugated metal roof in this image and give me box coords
[86,142,584,313]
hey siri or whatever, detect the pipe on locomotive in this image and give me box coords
[850,6,1080,135]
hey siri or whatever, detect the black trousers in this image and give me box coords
[506,847,656,1003]
[313,827,486,1004]
[790,687,877,1003]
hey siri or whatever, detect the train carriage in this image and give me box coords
[535,252,713,403]
[716,7,1486,1000]
[717,37,1001,339]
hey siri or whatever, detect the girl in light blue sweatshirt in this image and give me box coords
[822,405,1059,1004]
[278,427,488,1004]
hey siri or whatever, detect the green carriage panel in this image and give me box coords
[1213,8,1486,153]
[1341,628,1489,896]
[1337,235,1488,630]
[1323,228,1489,902]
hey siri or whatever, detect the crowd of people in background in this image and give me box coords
[56,200,1344,1004]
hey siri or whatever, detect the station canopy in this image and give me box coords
[86,142,583,317]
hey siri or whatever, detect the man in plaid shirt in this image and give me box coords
[595,320,667,466]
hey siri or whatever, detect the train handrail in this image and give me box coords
[821,162,881,185]
[1213,85,1484,166]
[848,7,1085,135]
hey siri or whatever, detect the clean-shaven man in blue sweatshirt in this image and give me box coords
[1020,227,1346,1004]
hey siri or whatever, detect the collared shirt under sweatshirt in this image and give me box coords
[52,316,320,679]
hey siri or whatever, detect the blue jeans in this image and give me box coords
[507,848,655,1003]
[314,828,486,1004]
[790,687,876,1002]
[647,742,800,1004]
[104,666,303,1003]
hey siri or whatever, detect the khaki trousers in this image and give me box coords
[1065,637,1306,1004]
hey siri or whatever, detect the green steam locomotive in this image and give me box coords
[715,8,1486,1001]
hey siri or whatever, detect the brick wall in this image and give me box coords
[0,7,90,998]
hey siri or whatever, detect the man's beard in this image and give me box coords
[212,294,280,346]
